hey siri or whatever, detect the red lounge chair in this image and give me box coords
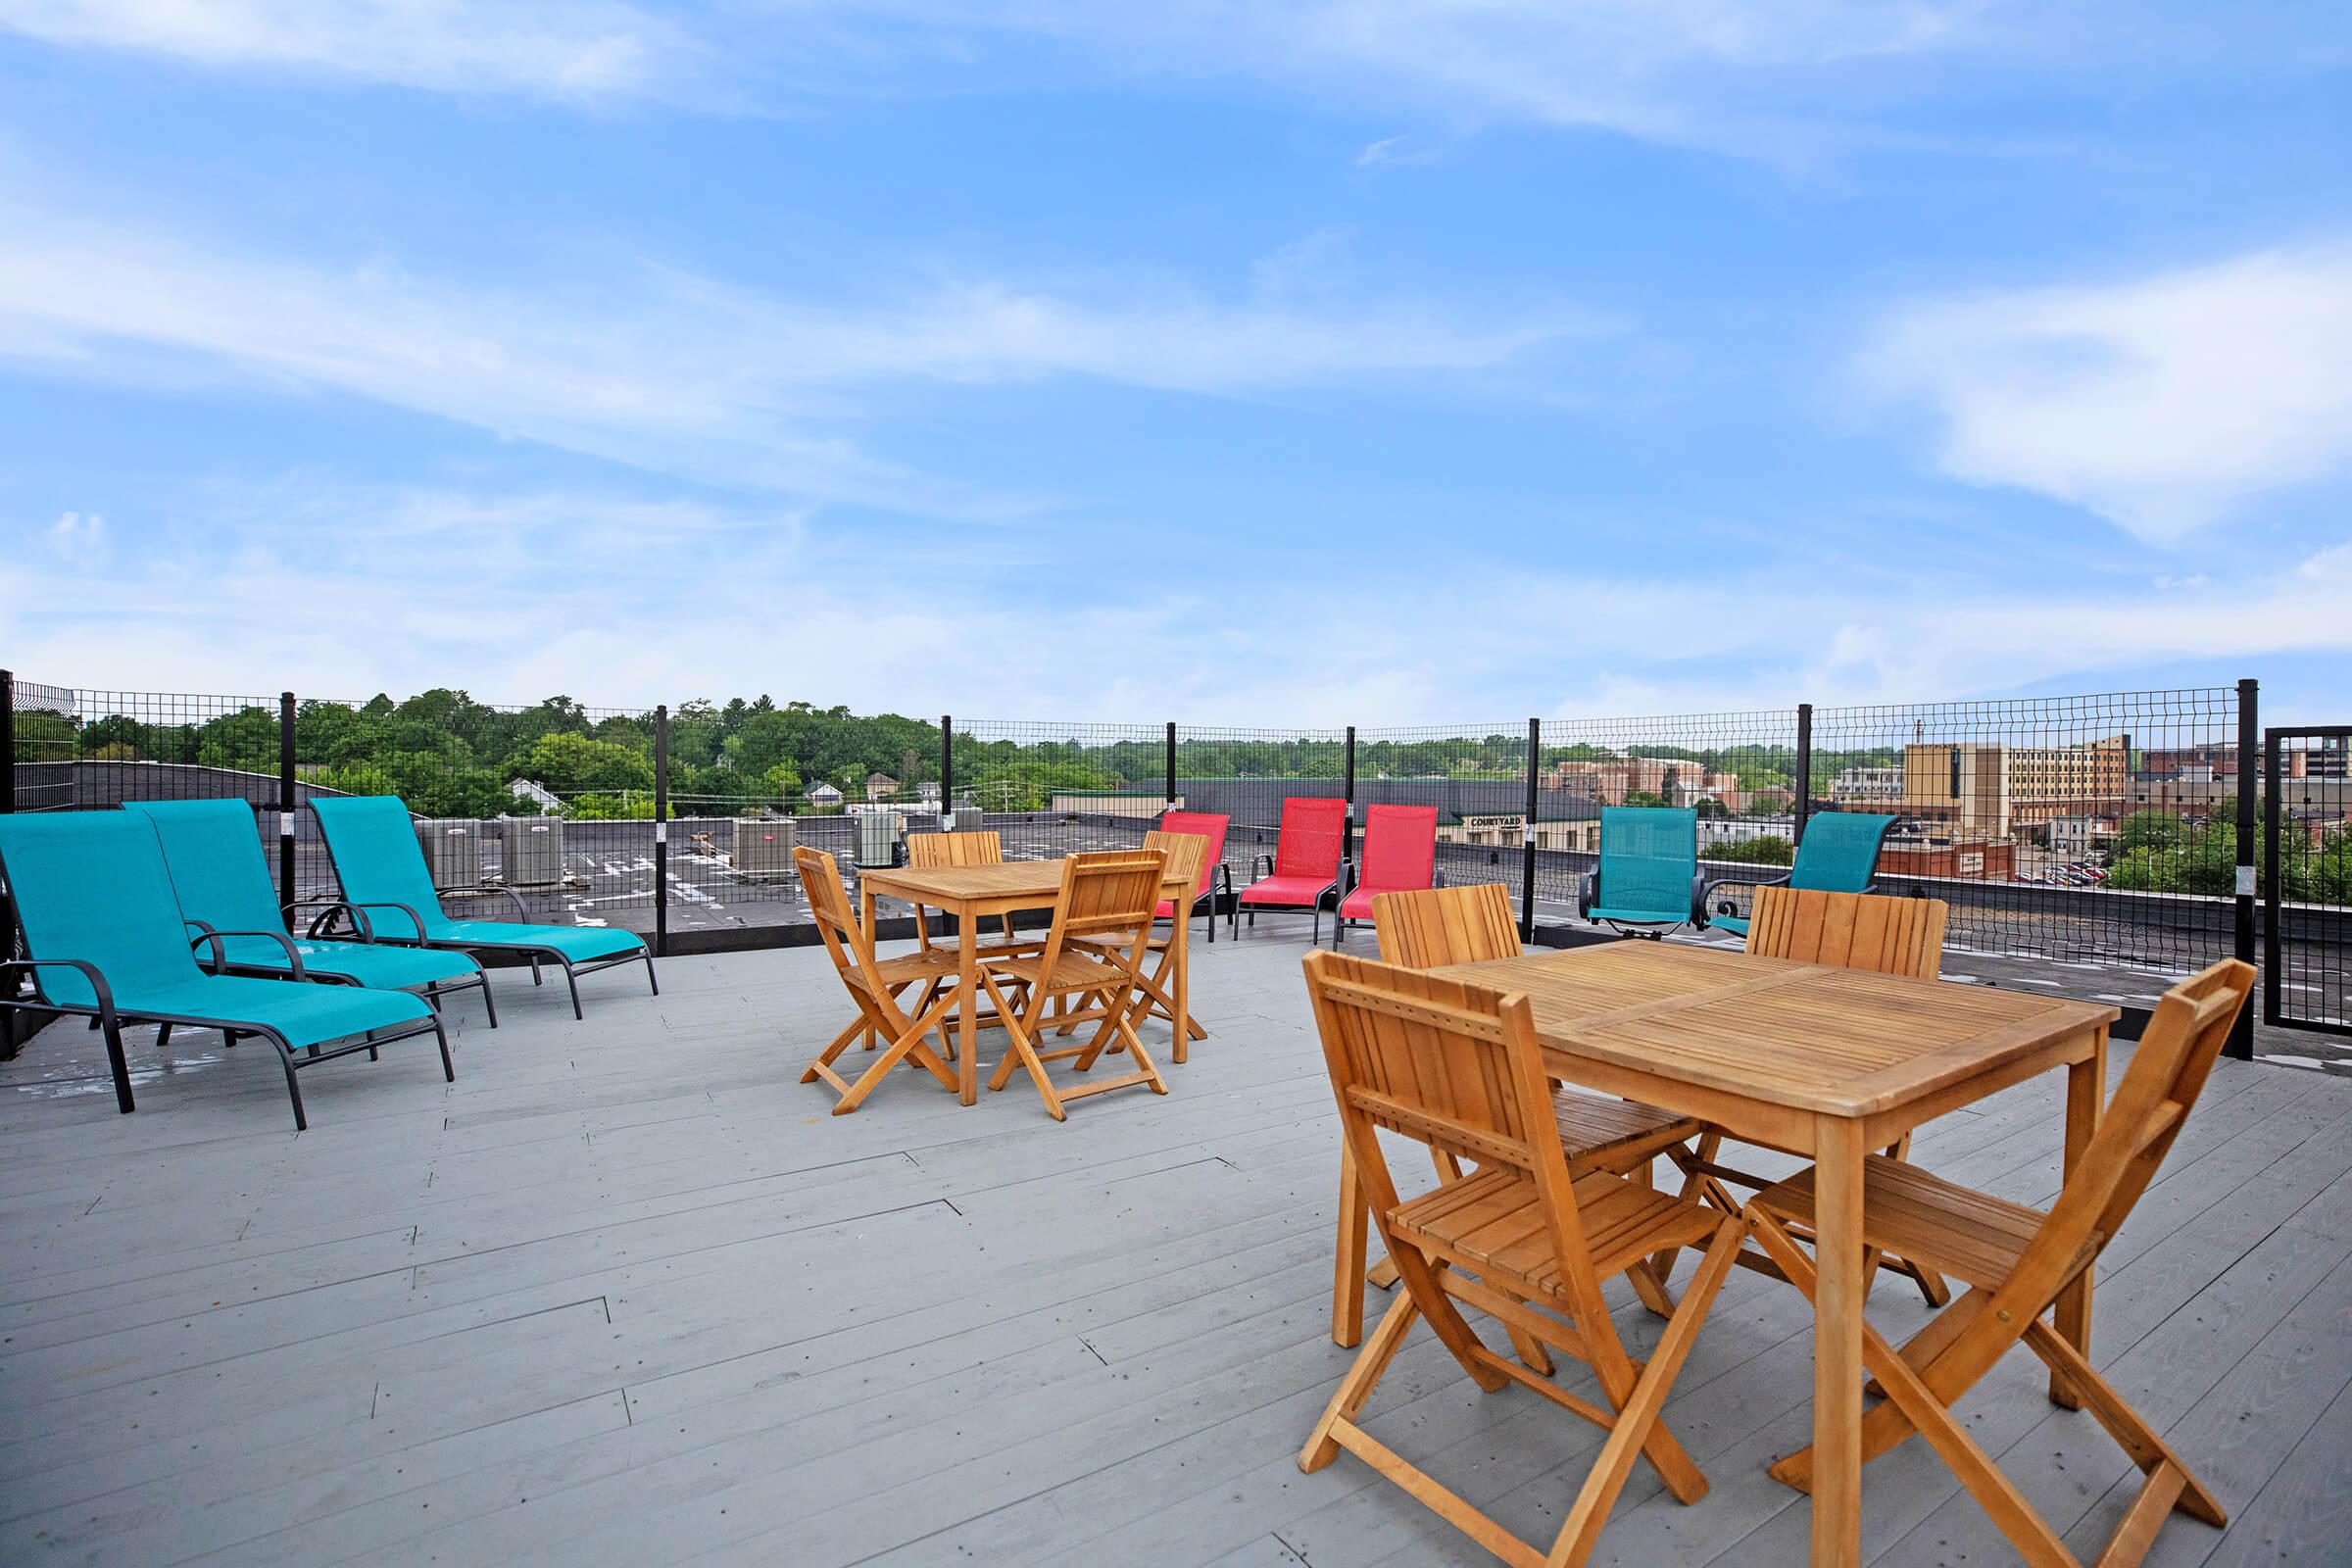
[1332,804,1441,947]
[1239,796,1348,942]
[1156,810,1235,942]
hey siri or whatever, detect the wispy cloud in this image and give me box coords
[1861,241,2352,543]
[0,201,1594,509]
[7,480,2345,720]
[0,0,714,102]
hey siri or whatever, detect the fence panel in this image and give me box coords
[1354,722,1530,896]
[1531,709,1801,920]
[2263,727,2352,1032]
[1172,724,1350,896]
[8,677,79,813]
[1809,688,2240,979]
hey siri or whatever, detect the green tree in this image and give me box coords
[1712,835,1795,867]
[508,731,655,796]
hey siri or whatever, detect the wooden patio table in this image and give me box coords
[1424,940,2117,1568]
[858,858,1197,1105]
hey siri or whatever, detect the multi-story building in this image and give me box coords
[1901,735,2129,838]
[1546,756,1740,808]
[1830,765,1903,806]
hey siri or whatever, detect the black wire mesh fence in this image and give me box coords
[1172,724,1350,896]
[1809,688,2241,978]
[2264,728,2352,1032]
[1354,722,1531,896]
[1530,708,1802,918]
[6,673,2337,1049]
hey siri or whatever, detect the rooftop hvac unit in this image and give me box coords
[950,807,986,834]
[732,816,795,877]
[855,809,903,869]
[417,819,480,889]
[505,816,564,886]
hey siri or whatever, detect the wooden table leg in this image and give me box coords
[2050,1024,2106,1409]
[1171,900,1193,1065]
[859,883,880,1054]
[1811,1114,1867,1568]
[956,913,980,1105]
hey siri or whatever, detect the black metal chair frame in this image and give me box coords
[301,884,655,1021]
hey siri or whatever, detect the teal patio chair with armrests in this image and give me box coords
[308,796,656,1019]
[1578,806,1704,937]
[124,799,496,1025]
[1698,810,1896,940]
[0,811,452,1129]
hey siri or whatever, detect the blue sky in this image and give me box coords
[1,2,2348,724]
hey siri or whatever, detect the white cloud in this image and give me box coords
[0,0,710,101]
[0,202,1591,509]
[45,509,105,564]
[1862,242,2352,543]
[5,481,2343,722]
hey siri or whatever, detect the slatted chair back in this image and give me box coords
[907,830,1003,868]
[1304,951,1610,1324]
[1787,811,1896,894]
[1033,850,1165,976]
[1744,887,1946,978]
[1272,796,1348,881]
[795,846,881,995]
[1372,883,1522,967]
[1141,829,1208,908]
[1157,810,1229,901]
[2012,958,2252,1310]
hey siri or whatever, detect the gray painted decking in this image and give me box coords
[1,928,2348,1567]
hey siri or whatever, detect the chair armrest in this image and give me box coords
[1249,852,1273,885]
[189,928,308,981]
[1695,869,1788,919]
[304,899,428,942]
[0,957,120,1025]
[1690,874,1711,930]
[1337,858,1358,900]
[1433,867,1446,889]
[1578,869,1596,920]
[286,897,377,941]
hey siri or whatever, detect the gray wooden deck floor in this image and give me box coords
[3,929,2348,1567]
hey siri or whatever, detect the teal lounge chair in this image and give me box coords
[124,799,496,1025]
[1701,810,1897,939]
[0,812,452,1128]
[1577,806,1702,937]
[309,796,656,1019]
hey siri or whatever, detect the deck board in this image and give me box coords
[2,937,2347,1566]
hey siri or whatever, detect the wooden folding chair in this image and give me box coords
[793,847,960,1114]
[1745,956,2253,1568]
[1060,828,1210,1060]
[977,850,1171,1121]
[1332,884,1698,1348]
[1299,951,1744,1568]
[903,830,1041,1035]
[1655,885,1954,1305]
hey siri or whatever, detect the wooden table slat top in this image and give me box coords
[857,861,1070,902]
[1433,942,2117,1117]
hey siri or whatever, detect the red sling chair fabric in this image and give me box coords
[1154,810,1230,919]
[1239,797,1347,914]
[1337,804,1439,920]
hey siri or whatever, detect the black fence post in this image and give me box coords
[2262,725,2281,1031]
[0,669,15,815]
[2230,677,2258,1059]
[1342,725,1357,867]
[277,692,296,920]
[1794,702,1813,844]
[1522,717,1541,940]
[654,705,670,959]
[941,715,954,813]
[1163,720,1177,814]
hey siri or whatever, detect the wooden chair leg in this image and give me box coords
[981,973,1066,1120]
[1547,1219,1741,1566]
[1334,1143,1371,1348]
[1301,1291,1418,1472]
[825,993,959,1114]
[1651,1129,1720,1282]
[799,1016,868,1085]
[2021,1319,2227,1527]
